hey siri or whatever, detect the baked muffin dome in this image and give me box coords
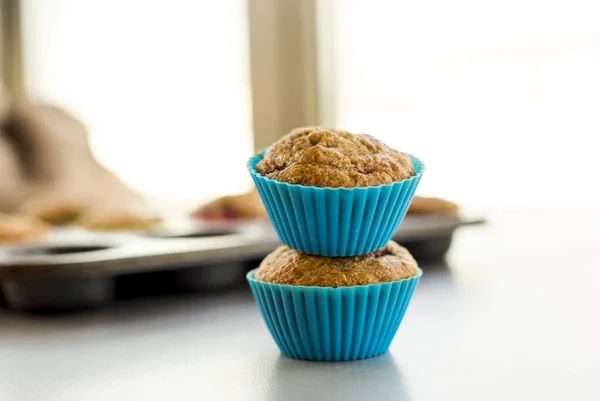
[255,241,419,287]
[255,127,414,188]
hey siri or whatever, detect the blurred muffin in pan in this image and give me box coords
[20,193,85,225]
[191,189,268,221]
[0,213,52,244]
[248,240,421,361]
[255,126,415,188]
[407,196,459,215]
[76,204,160,231]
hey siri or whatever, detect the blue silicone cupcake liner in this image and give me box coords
[247,269,422,361]
[247,152,424,256]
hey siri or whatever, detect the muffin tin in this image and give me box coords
[0,215,483,312]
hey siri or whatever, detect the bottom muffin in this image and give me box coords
[0,213,52,244]
[248,241,421,361]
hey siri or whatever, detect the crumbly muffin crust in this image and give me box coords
[254,241,419,287]
[76,204,160,231]
[255,127,414,188]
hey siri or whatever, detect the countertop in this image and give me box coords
[1,209,598,401]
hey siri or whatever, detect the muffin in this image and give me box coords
[20,195,84,224]
[247,127,425,256]
[191,189,268,220]
[0,213,52,244]
[256,127,414,188]
[255,241,418,287]
[247,241,422,361]
[76,204,160,231]
[408,196,459,215]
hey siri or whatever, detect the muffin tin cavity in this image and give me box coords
[9,244,112,257]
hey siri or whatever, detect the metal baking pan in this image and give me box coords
[0,215,484,311]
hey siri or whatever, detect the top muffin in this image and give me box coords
[255,127,414,188]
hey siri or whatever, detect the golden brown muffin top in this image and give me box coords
[254,241,419,287]
[255,127,414,188]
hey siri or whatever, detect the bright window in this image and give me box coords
[23,0,253,209]
[325,0,599,206]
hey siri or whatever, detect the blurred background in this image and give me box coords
[1,2,599,400]
[5,0,597,210]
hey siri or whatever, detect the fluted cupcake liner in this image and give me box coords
[247,269,422,361]
[247,153,424,256]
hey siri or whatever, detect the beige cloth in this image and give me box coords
[0,99,157,230]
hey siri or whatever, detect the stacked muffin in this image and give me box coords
[246,127,425,361]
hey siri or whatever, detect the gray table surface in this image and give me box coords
[1,209,598,401]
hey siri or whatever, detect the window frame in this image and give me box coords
[248,0,320,151]
[1,0,25,102]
